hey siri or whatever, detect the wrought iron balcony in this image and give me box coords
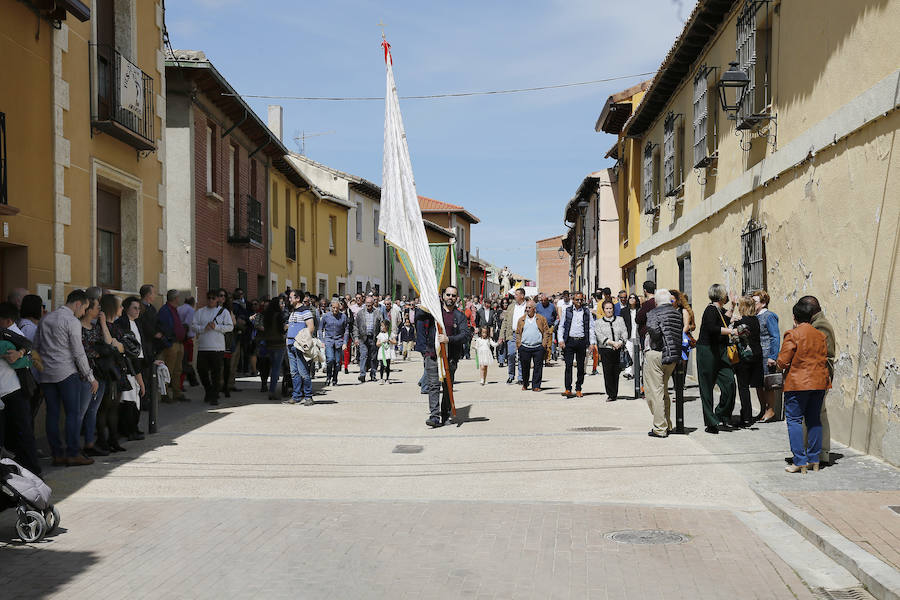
[90,44,155,151]
[228,195,263,246]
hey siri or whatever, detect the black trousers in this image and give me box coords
[197,350,224,401]
[563,338,588,392]
[0,389,41,475]
[735,363,755,423]
[518,345,545,388]
[95,381,119,448]
[599,348,621,400]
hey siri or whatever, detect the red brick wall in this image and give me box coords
[536,236,570,294]
[193,106,268,299]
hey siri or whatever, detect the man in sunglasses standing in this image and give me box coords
[416,286,471,428]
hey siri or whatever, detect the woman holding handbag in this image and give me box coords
[695,284,737,434]
[593,300,628,402]
[753,290,781,422]
[620,293,641,379]
[731,297,764,428]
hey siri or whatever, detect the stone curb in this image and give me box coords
[753,487,900,600]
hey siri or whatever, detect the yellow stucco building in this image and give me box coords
[612,0,900,465]
[268,160,351,299]
[1,0,166,306]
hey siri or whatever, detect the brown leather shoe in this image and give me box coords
[52,456,66,467]
[521,385,528,391]
[532,387,541,392]
[561,389,573,397]
[67,455,95,466]
[575,391,583,398]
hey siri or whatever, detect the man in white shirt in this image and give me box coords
[191,289,234,405]
[557,292,596,398]
[556,290,572,316]
[498,288,527,385]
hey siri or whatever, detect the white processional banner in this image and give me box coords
[378,40,444,378]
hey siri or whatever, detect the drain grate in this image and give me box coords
[812,587,874,600]
[569,426,620,432]
[606,529,689,545]
[888,505,900,515]
[392,445,423,454]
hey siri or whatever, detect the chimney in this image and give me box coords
[267,105,283,142]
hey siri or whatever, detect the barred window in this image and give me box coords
[663,113,683,196]
[736,1,771,123]
[642,142,655,213]
[741,219,765,294]
[693,70,710,167]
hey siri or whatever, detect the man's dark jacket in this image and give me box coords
[414,307,470,360]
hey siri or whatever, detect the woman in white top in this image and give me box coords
[621,294,641,378]
[593,300,628,402]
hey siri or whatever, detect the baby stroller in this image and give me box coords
[0,456,59,543]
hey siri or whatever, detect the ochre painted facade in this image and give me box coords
[621,0,900,465]
[1,0,165,306]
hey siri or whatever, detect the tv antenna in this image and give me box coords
[293,130,336,155]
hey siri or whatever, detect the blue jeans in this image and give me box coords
[79,379,106,446]
[506,338,522,381]
[267,347,285,396]
[43,373,84,458]
[288,347,311,400]
[324,343,342,383]
[785,390,826,466]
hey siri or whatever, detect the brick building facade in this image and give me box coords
[165,51,306,299]
[536,235,569,294]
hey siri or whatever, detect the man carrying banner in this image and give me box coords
[415,285,470,427]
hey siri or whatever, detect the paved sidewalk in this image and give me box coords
[0,355,879,598]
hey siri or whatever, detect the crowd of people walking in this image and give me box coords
[0,275,836,478]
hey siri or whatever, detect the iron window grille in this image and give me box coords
[693,67,719,168]
[642,141,659,214]
[664,112,684,197]
[741,219,766,294]
[286,226,297,261]
[89,43,155,151]
[736,0,771,128]
[646,261,657,285]
[237,269,248,293]
[0,112,7,206]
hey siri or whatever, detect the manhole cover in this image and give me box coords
[392,445,423,454]
[606,530,689,545]
[569,426,620,432]
[888,505,900,515]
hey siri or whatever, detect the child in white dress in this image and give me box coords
[376,321,395,384]
[471,327,498,385]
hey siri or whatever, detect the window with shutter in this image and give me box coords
[741,220,766,294]
[642,142,654,214]
[664,114,679,196]
[693,71,708,168]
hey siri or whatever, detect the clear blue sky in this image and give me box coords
[166,0,688,279]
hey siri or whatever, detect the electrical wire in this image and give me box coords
[222,71,655,102]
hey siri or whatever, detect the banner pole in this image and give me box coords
[436,322,456,418]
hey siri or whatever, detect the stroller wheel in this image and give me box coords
[44,505,61,533]
[16,510,47,543]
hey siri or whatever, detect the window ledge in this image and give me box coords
[0,204,21,216]
[665,183,685,198]
[206,191,223,202]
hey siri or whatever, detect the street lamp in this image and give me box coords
[557,246,566,260]
[717,61,750,119]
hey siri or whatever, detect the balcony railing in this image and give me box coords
[228,195,263,246]
[90,43,155,151]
